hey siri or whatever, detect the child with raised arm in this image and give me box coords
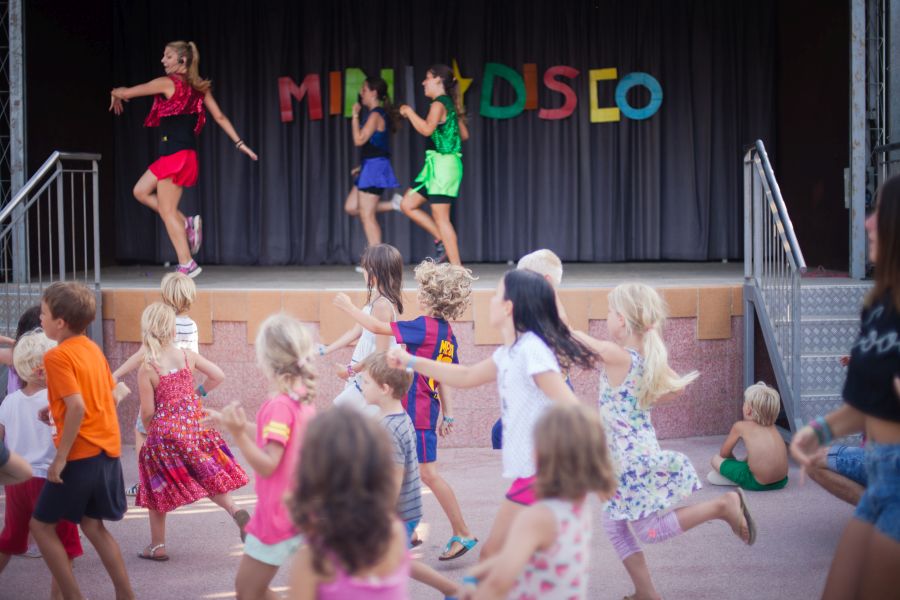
[205,314,316,599]
[386,268,597,562]
[113,272,200,496]
[708,381,789,491]
[464,403,617,600]
[0,331,83,599]
[334,259,477,561]
[288,407,411,599]
[575,282,755,600]
[359,352,462,598]
[135,302,249,561]
[321,244,402,411]
[30,282,135,600]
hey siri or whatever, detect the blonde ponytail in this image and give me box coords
[141,302,176,367]
[255,314,316,402]
[608,283,699,408]
[167,40,211,93]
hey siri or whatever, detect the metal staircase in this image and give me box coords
[743,141,871,434]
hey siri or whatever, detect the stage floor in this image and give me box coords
[102,261,748,290]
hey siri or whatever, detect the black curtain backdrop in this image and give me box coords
[112,0,775,266]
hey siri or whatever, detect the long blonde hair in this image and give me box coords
[255,314,316,401]
[167,40,211,93]
[608,283,699,408]
[141,302,176,366]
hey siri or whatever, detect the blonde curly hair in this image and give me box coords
[414,260,475,321]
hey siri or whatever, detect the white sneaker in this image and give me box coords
[354,266,365,274]
[24,544,42,558]
[706,469,736,486]
[390,193,403,211]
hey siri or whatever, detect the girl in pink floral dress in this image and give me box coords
[135,302,249,561]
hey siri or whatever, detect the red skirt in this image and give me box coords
[149,149,199,187]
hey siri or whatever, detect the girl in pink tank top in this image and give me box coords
[287,407,410,600]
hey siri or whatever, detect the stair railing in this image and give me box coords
[743,140,806,432]
[0,151,103,346]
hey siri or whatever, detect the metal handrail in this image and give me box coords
[0,152,101,223]
[743,139,806,432]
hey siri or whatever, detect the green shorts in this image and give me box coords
[719,458,788,492]
[413,150,463,198]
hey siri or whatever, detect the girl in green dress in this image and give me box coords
[397,64,469,266]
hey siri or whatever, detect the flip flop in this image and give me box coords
[233,509,251,542]
[137,543,169,562]
[438,535,478,561]
[736,489,757,546]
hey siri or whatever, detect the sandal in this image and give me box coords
[233,509,251,542]
[137,543,169,562]
[736,489,757,546]
[438,535,478,561]
[125,483,139,497]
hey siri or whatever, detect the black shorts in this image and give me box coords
[358,186,385,196]
[415,187,454,205]
[33,452,126,524]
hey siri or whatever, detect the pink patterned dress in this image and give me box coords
[136,352,248,513]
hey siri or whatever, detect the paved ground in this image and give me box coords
[1,436,850,599]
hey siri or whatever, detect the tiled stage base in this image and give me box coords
[105,316,743,447]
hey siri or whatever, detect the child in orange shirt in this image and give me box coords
[30,282,135,600]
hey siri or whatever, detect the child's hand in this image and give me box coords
[839,355,850,367]
[333,293,356,313]
[200,408,222,429]
[47,455,66,483]
[112,382,131,405]
[0,335,15,346]
[789,425,821,468]
[439,414,455,437]
[37,406,52,426]
[335,363,351,381]
[218,402,249,437]
[352,102,361,118]
[239,144,259,161]
[386,347,412,370]
[398,105,412,118]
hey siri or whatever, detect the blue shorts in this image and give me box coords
[854,442,900,543]
[135,413,147,436]
[415,429,437,464]
[404,519,420,548]
[491,418,503,450]
[243,533,303,567]
[827,444,867,486]
[33,452,126,524]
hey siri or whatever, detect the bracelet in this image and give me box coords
[461,575,478,586]
[235,139,244,148]
[346,364,355,378]
[808,416,833,445]
[405,356,416,373]
[442,415,455,424]
[197,384,208,398]
[318,344,326,356]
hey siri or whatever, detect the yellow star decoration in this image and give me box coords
[452,59,473,105]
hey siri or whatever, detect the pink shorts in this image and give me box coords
[0,478,83,558]
[505,476,537,506]
[149,149,199,187]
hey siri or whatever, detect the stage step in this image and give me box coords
[800,282,872,317]
[800,354,848,394]
[801,317,860,354]
[797,393,845,425]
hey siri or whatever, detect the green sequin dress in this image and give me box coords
[412,95,463,198]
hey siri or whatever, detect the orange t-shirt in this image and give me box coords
[44,335,120,460]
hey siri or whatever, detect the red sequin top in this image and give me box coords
[143,75,206,135]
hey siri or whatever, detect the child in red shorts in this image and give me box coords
[0,329,82,597]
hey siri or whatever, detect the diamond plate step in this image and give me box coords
[801,317,859,354]
[797,394,845,425]
[800,283,872,318]
[800,355,848,395]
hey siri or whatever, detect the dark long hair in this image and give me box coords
[365,76,400,134]
[868,174,900,312]
[503,269,595,369]
[15,306,41,340]
[290,408,397,576]
[427,64,467,126]
[361,244,404,314]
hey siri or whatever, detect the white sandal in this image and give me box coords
[137,543,169,562]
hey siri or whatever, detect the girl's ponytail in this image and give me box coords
[167,40,211,93]
[140,302,176,367]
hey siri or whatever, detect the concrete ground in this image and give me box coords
[1,436,849,599]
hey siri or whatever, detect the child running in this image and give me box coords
[334,259,476,560]
[114,272,200,496]
[464,403,617,599]
[135,302,249,561]
[359,351,462,598]
[386,268,596,561]
[575,282,755,600]
[204,314,316,599]
[396,64,470,265]
[288,407,411,599]
[0,330,83,598]
[321,244,402,411]
[31,282,134,600]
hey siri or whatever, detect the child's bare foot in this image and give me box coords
[724,490,756,545]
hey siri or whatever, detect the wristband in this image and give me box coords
[347,364,355,378]
[808,416,833,445]
[442,415,455,424]
[461,575,478,586]
[405,356,417,373]
[235,139,244,148]
[197,384,208,398]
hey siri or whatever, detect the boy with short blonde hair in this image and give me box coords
[709,381,789,491]
[517,249,563,287]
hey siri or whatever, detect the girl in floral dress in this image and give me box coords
[135,302,249,561]
[575,283,757,600]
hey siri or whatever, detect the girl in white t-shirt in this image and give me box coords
[387,268,596,560]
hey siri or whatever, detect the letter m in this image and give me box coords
[279,75,323,122]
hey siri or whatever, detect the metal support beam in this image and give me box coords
[8,0,25,281]
[890,0,900,159]
[849,0,867,279]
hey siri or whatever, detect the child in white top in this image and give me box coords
[576,282,756,600]
[113,272,200,495]
[386,269,596,561]
[0,330,83,597]
[464,403,616,599]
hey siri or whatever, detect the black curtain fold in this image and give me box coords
[112,0,775,266]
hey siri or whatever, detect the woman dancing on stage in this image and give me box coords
[397,64,469,265]
[110,40,257,278]
[344,77,400,249]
